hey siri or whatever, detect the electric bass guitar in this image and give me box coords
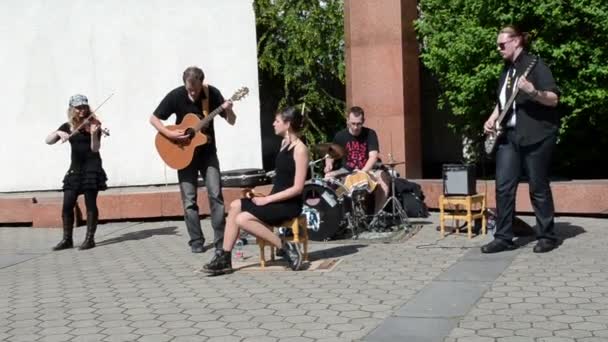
[155,86,249,169]
[484,57,538,155]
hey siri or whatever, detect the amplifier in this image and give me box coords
[442,164,476,196]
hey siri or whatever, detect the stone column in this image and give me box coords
[345,0,421,178]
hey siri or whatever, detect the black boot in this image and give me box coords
[53,216,74,251]
[202,250,233,275]
[79,212,97,250]
[281,241,303,271]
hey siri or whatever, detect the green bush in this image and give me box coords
[255,0,346,145]
[415,0,608,178]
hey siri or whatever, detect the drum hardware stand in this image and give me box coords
[368,159,411,231]
[345,191,368,239]
[308,155,328,179]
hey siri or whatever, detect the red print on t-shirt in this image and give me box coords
[345,140,368,170]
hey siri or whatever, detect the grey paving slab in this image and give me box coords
[0,254,42,269]
[1,214,607,342]
[365,317,458,342]
[394,281,491,318]
[366,243,521,342]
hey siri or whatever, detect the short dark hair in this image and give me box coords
[277,106,304,133]
[182,66,205,84]
[348,106,365,119]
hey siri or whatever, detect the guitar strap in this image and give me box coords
[202,84,210,117]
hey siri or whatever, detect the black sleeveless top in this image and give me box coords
[240,143,303,225]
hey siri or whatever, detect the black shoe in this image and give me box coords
[52,238,73,251]
[201,250,233,275]
[533,239,557,253]
[481,239,517,254]
[191,239,205,253]
[281,242,302,271]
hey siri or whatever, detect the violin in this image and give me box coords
[69,112,110,138]
[81,114,110,137]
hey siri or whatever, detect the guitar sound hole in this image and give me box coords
[184,128,195,139]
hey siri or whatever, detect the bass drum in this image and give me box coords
[301,179,344,241]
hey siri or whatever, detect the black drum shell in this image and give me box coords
[301,180,344,241]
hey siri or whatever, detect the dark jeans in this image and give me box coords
[63,190,98,225]
[494,129,557,243]
[177,151,226,249]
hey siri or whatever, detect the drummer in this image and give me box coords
[324,106,390,214]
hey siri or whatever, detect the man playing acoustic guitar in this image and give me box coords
[150,66,236,254]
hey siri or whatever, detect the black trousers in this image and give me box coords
[494,129,557,242]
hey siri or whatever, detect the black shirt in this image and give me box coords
[497,50,561,146]
[153,85,226,154]
[58,122,103,170]
[332,127,379,171]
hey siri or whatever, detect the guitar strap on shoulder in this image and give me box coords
[202,84,210,117]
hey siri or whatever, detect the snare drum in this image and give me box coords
[221,168,271,188]
[343,171,377,196]
[301,179,346,241]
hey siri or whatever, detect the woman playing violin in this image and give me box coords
[45,94,108,251]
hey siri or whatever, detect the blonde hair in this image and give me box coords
[67,105,91,131]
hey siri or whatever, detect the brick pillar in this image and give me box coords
[345,0,421,178]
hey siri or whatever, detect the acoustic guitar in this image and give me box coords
[155,86,249,169]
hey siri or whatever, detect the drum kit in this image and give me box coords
[302,143,411,241]
[220,142,411,241]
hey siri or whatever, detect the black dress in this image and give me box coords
[58,123,108,193]
[240,145,302,225]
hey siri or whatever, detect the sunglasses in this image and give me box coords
[497,39,515,50]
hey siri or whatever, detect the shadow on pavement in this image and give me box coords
[97,226,179,246]
[307,244,367,261]
[516,221,586,247]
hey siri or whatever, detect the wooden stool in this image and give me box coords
[439,193,487,239]
[257,215,309,268]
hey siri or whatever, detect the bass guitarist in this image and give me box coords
[481,26,560,254]
[150,66,236,256]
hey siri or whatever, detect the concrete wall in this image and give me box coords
[0,0,261,192]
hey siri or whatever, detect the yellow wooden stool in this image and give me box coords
[439,193,487,239]
[257,215,309,268]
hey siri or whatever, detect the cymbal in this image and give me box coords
[312,143,345,160]
[384,160,405,167]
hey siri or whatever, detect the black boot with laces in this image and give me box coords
[281,241,302,271]
[202,249,233,275]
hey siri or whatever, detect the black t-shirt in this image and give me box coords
[153,85,226,153]
[332,127,379,171]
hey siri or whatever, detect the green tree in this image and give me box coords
[415,0,608,178]
[255,0,346,145]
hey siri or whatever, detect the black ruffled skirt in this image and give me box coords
[62,160,107,193]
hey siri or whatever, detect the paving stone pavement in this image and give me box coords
[0,213,606,342]
[443,216,608,342]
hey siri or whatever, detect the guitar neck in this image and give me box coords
[193,106,224,132]
[495,56,538,127]
[495,86,521,125]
